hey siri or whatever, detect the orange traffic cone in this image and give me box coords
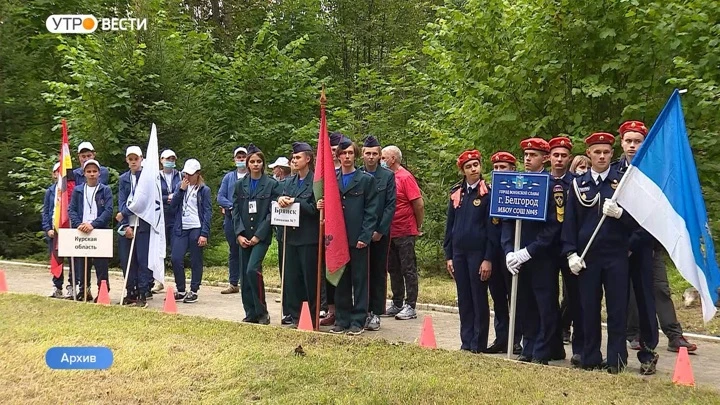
[97,280,110,305]
[672,346,695,387]
[163,286,177,314]
[418,315,437,349]
[298,301,314,331]
[0,270,6,293]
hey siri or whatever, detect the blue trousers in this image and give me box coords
[579,253,629,368]
[517,257,559,361]
[558,264,584,356]
[628,246,659,363]
[240,242,270,320]
[489,255,521,347]
[453,249,489,352]
[224,215,241,286]
[73,257,109,291]
[119,231,151,296]
[171,228,204,293]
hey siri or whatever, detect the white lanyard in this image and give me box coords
[85,185,99,214]
[183,185,198,216]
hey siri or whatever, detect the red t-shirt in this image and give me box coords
[390,167,422,237]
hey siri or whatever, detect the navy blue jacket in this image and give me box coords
[69,183,114,229]
[72,166,110,186]
[117,170,150,232]
[501,171,563,259]
[218,169,245,225]
[42,183,57,233]
[160,169,181,227]
[170,183,213,238]
[443,179,497,261]
[561,168,638,258]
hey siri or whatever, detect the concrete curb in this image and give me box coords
[2,259,718,342]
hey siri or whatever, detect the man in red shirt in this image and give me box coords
[381,145,424,320]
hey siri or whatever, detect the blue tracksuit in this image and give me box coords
[501,170,562,362]
[218,169,244,286]
[160,169,181,248]
[69,183,113,291]
[562,168,638,369]
[117,169,152,297]
[444,179,497,352]
[170,183,212,293]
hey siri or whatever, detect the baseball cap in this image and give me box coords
[52,162,60,172]
[161,149,176,159]
[182,159,202,175]
[234,147,248,156]
[83,159,100,171]
[78,142,95,153]
[268,157,290,169]
[125,146,143,157]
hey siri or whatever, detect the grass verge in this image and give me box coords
[0,294,717,404]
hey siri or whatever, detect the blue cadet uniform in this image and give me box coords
[443,150,497,353]
[170,159,212,301]
[501,138,562,364]
[233,144,282,324]
[614,120,660,373]
[69,161,113,300]
[360,135,397,321]
[561,132,638,373]
[548,136,584,362]
[117,148,152,304]
[218,146,248,289]
[486,151,521,353]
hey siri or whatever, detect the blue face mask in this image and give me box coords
[380,161,389,168]
[236,161,246,169]
[163,161,175,169]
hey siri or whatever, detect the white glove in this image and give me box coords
[602,199,623,219]
[568,253,586,275]
[515,248,531,264]
[506,252,520,275]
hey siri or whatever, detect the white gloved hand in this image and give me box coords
[568,253,586,275]
[515,248,531,264]
[506,252,520,275]
[602,199,623,219]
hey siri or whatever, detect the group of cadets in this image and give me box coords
[445,120,696,375]
[42,124,699,354]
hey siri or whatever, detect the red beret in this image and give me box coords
[491,151,517,165]
[549,137,573,151]
[619,120,648,137]
[585,132,615,146]
[520,138,550,153]
[457,149,482,169]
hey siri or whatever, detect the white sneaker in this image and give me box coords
[365,314,381,331]
[151,283,164,294]
[64,285,74,299]
[49,287,63,298]
[395,304,417,320]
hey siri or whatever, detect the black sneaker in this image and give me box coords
[532,359,549,365]
[174,291,187,302]
[242,317,259,323]
[513,343,523,355]
[121,295,137,305]
[183,291,198,303]
[329,325,346,334]
[145,291,153,301]
[258,313,270,325]
[483,340,507,354]
[281,315,293,325]
[639,352,660,375]
[570,354,582,368]
[517,354,532,362]
[347,325,364,336]
[132,298,148,308]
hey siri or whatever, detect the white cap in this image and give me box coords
[83,159,100,170]
[182,159,202,175]
[161,149,176,159]
[78,141,95,153]
[125,146,143,157]
[233,147,247,156]
[268,157,290,168]
[52,162,60,172]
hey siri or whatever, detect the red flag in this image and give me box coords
[313,89,349,286]
[50,119,73,278]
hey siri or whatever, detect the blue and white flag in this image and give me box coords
[615,90,719,322]
[128,123,166,284]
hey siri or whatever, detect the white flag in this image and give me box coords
[128,123,166,284]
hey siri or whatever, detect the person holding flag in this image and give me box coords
[69,159,114,302]
[233,144,281,325]
[43,162,63,298]
[318,138,378,335]
[50,120,75,299]
[170,159,211,303]
[561,132,638,374]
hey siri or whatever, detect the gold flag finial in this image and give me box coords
[320,84,327,105]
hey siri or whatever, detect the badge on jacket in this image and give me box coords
[553,184,565,222]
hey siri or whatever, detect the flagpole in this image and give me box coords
[507,220,521,359]
[120,223,139,305]
[69,255,77,301]
[579,165,634,261]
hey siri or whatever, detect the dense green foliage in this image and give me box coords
[1,0,719,271]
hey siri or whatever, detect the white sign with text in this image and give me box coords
[271,202,301,227]
[58,229,114,258]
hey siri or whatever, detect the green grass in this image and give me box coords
[0,294,716,404]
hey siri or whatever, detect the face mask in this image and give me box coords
[380,161,389,168]
[576,168,587,175]
[163,161,175,169]
[236,161,246,169]
[273,175,280,181]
